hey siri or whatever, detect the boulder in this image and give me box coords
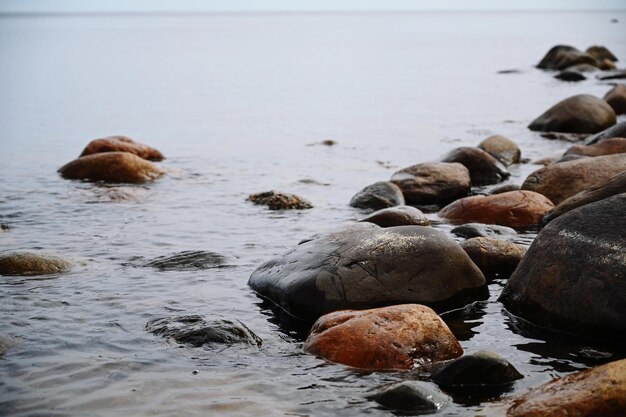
[303,304,463,370]
[490,184,521,194]
[247,191,312,210]
[438,191,554,228]
[499,194,626,340]
[522,153,626,204]
[140,251,230,271]
[585,45,618,62]
[366,381,450,413]
[460,238,527,278]
[541,171,626,226]
[554,69,586,82]
[507,358,626,417]
[359,206,430,227]
[146,315,262,347]
[248,223,486,321]
[564,137,626,157]
[528,94,616,134]
[79,135,165,161]
[440,147,510,186]
[451,223,517,239]
[536,45,598,70]
[477,135,521,166]
[603,84,626,115]
[0,252,72,276]
[349,181,405,210]
[555,154,589,163]
[584,121,626,145]
[391,162,471,206]
[58,152,165,184]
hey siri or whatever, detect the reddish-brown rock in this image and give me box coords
[477,135,521,166]
[522,153,626,204]
[304,304,463,370]
[564,137,626,157]
[359,206,430,227]
[460,237,526,278]
[58,152,165,184]
[391,162,470,206]
[79,136,165,161]
[528,94,616,134]
[438,191,554,228]
[603,84,626,115]
[507,358,626,417]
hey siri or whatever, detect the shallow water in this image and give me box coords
[1,10,626,416]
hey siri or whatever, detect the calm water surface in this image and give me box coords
[1,11,626,416]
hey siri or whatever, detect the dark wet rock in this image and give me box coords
[142,251,229,271]
[79,135,165,161]
[367,381,450,413]
[497,69,522,74]
[596,69,626,80]
[304,304,463,370]
[146,315,262,347]
[522,153,626,204]
[460,238,527,278]
[536,45,598,70]
[391,162,471,206]
[507,358,626,417]
[499,193,626,340]
[451,223,517,239]
[477,135,521,166]
[564,137,626,157]
[59,152,165,184]
[308,139,337,146]
[490,184,521,194]
[603,84,626,115]
[541,171,626,226]
[247,191,312,210]
[0,252,72,276]
[431,350,523,394]
[584,121,626,145]
[440,147,510,185]
[0,224,8,232]
[555,69,586,82]
[439,191,554,228]
[555,154,589,163]
[585,45,618,63]
[248,223,486,321]
[359,206,430,227]
[349,181,405,210]
[0,334,18,356]
[528,94,616,134]
[539,132,589,142]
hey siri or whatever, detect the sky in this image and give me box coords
[1,0,625,13]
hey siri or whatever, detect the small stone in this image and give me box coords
[554,69,586,82]
[451,223,517,239]
[359,206,430,227]
[0,252,72,276]
[440,146,510,185]
[141,251,229,271]
[391,162,471,206]
[460,238,527,278]
[349,181,405,210]
[367,381,450,413]
[247,191,312,210]
[490,184,521,195]
[477,135,521,166]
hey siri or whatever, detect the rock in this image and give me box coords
[554,69,586,82]
[431,350,523,393]
[440,147,510,185]
[451,223,517,239]
[497,69,522,74]
[477,135,521,166]
[349,181,405,210]
[248,223,486,321]
[603,84,626,115]
[499,194,626,340]
[0,252,72,276]
[58,152,165,184]
[366,381,450,413]
[146,315,262,347]
[564,137,626,157]
[539,132,589,142]
[555,154,589,163]
[247,191,312,210]
[541,171,626,226]
[522,153,626,204]
[596,69,626,80]
[460,238,527,278]
[0,334,18,356]
[598,58,617,70]
[0,224,8,232]
[490,184,521,194]
[564,63,598,73]
[528,94,616,134]
[141,251,229,271]
[438,191,554,228]
[303,304,463,370]
[584,121,626,145]
[79,135,165,161]
[507,358,626,417]
[391,162,471,206]
[359,206,430,227]
[536,45,598,70]
[585,45,618,62]
[531,157,557,166]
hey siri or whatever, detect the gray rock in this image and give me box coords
[391,162,471,206]
[584,121,626,145]
[349,181,405,210]
[555,69,586,82]
[440,147,510,186]
[247,191,312,210]
[359,206,430,227]
[0,334,18,356]
[142,251,229,271]
[451,223,517,239]
[0,252,72,276]
[536,45,598,70]
[367,381,450,413]
[528,94,616,134]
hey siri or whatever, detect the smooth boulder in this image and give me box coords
[536,45,597,70]
[359,205,430,227]
[366,381,450,413]
[477,135,521,166]
[603,84,626,115]
[58,152,165,184]
[585,45,618,62]
[460,238,527,278]
[391,162,471,206]
[554,69,586,82]
[522,153,626,204]
[564,137,626,157]
[440,147,509,186]
[141,251,229,271]
[0,252,72,276]
[349,181,405,210]
[438,191,554,228]
[499,194,626,340]
[584,121,626,145]
[451,223,517,239]
[304,304,463,370]
[528,94,616,134]
[79,136,165,161]
[247,191,312,210]
[248,223,486,321]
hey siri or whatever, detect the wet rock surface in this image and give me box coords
[603,84,626,115]
[247,191,313,210]
[58,152,165,184]
[489,184,521,194]
[359,206,430,227]
[366,381,450,413]
[477,135,521,166]
[585,45,618,62]
[460,238,526,278]
[451,223,517,239]
[248,223,485,321]
[146,315,262,347]
[536,45,598,70]
[584,121,626,145]
[390,162,471,206]
[140,251,230,271]
[79,135,165,161]
[597,69,626,80]
[0,334,18,356]
[528,94,616,134]
[439,146,510,185]
[0,252,72,276]
[564,137,626,157]
[554,69,586,82]
[349,181,405,210]
[303,304,463,370]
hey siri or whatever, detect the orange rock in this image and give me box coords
[507,358,626,417]
[303,304,462,370]
[80,135,165,161]
[59,152,165,184]
[438,191,554,228]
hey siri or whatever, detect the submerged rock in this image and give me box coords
[584,121,626,145]
[0,252,72,276]
[248,223,486,321]
[603,84,626,115]
[451,223,517,239]
[440,146,510,186]
[146,315,262,347]
[554,69,586,82]
[507,358,626,417]
[142,251,229,271]
[349,181,405,210]
[247,191,312,210]
[0,224,8,233]
[528,94,616,134]
[460,238,526,278]
[391,162,471,206]
[304,304,462,370]
[564,137,626,157]
[477,135,521,166]
[536,45,598,70]
[0,334,18,356]
[366,381,450,413]
[58,152,165,184]
[79,135,165,161]
[596,69,626,80]
[359,206,430,227]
